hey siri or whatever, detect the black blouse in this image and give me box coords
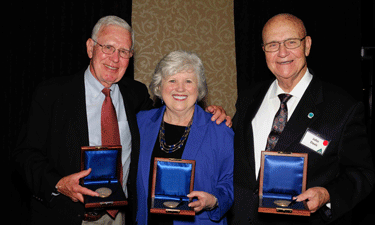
[147,122,191,225]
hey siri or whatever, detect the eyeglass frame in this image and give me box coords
[262,36,307,52]
[92,39,134,59]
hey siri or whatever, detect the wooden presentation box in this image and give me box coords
[258,151,310,216]
[80,146,127,209]
[150,158,196,216]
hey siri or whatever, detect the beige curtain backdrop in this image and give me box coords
[132,0,237,117]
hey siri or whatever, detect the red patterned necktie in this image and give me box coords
[101,88,120,146]
[265,94,292,151]
[101,88,121,218]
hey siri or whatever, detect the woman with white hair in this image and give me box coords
[136,50,234,224]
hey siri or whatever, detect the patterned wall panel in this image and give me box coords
[132,0,237,117]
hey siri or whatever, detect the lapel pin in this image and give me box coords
[308,112,314,119]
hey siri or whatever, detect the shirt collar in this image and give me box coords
[271,69,313,100]
[84,65,118,98]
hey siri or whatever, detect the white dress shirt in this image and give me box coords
[84,66,132,197]
[252,70,313,179]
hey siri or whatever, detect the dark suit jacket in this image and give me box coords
[231,74,374,225]
[13,70,153,225]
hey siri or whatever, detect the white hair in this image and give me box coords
[149,50,208,102]
[91,15,134,50]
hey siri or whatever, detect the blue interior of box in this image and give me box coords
[83,150,119,185]
[154,160,192,202]
[261,198,306,210]
[262,155,304,200]
[153,198,192,210]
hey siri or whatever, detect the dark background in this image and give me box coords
[234,1,374,224]
[7,1,133,223]
[6,0,374,224]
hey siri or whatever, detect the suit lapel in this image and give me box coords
[140,107,164,193]
[118,82,139,148]
[274,76,323,153]
[182,105,208,160]
[75,74,90,147]
[242,80,273,171]
[63,73,89,172]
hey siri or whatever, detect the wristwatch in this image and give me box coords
[52,185,61,196]
[207,196,219,211]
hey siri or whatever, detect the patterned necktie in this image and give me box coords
[265,94,292,151]
[101,88,121,218]
[101,88,120,146]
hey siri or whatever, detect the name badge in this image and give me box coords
[300,128,330,155]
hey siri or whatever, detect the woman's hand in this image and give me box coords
[187,191,218,212]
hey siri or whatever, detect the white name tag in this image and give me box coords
[300,128,330,155]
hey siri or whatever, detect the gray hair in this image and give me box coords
[91,15,135,50]
[149,50,208,102]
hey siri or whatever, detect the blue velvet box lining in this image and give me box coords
[81,146,127,208]
[155,160,192,202]
[262,155,305,200]
[259,152,309,215]
[151,159,195,212]
[261,198,306,210]
[153,199,191,211]
[83,149,119,185]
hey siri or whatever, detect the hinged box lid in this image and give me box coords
[80,146,127,208]
[150,158,196,216]
[258,151,310,216]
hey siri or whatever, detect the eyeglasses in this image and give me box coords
[262,36,307,52]
[92,39,134,59]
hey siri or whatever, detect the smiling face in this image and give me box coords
[262,15,312,89]
[160,71,199,120]
[86,25,132,88]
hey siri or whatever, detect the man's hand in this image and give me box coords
[205,105,232,127]
[295,187,330,213]
[187,191,218,212]
[55,168,99,203]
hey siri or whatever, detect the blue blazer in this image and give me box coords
[136,104,234,225]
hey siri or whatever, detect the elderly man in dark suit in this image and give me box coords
[13,15,229,225]
[232,13,374,225]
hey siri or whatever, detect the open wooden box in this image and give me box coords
[150,158,196,216]
[258,151,310,216]
[80,146,127,209]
